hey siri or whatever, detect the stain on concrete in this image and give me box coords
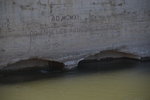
[118,3,123,6]
[37,0,47,7]
[12,1,16,5]
[20,4,34,10]
[0,49,5,52]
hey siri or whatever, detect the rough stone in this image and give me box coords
[0,0,150,70]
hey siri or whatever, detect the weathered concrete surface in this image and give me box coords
[0,0,150,70]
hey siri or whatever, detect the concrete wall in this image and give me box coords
[0,0,150,69]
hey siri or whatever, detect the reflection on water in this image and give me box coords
[0,59,150,100]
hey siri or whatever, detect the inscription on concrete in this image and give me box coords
[50,15,80,22]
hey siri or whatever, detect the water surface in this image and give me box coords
[0,60,150,100]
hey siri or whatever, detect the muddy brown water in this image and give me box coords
[0,59,150,100]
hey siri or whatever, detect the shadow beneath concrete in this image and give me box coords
[0,67,65,84]
[78,58,138,72]
[0,58,149,84]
